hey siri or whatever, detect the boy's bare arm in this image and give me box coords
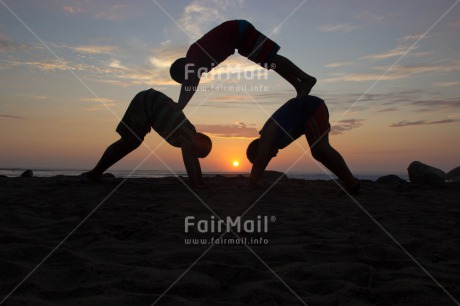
[248,121,278,188]
[164,97,179,109]
[181,143,203,188]
[177,74,200,110]
[194,155,204,186]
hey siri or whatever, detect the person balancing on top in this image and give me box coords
[170,20,317,110]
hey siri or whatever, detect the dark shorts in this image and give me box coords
[116,91,150,142]
[237,20,280,69]
[305,102,331,146]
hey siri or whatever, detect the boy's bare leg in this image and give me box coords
[86,138,141,182]
[272,55,316,97]
[310,134,359,192]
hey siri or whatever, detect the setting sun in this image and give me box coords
[232,161,240,167]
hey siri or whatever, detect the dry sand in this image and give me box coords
[0,174,459,305]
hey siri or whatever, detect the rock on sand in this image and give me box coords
[447,166,460,183]
[20,170,33,177]
[376,175,406,186]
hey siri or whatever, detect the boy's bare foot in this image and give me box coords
[297,76,317,98]
[335,180,360,197]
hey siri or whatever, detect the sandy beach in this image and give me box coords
[0,174,459,305]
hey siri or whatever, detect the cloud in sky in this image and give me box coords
[96,66,177,87]
[198,92,292,109]
[149,44,187,69]
[19,93,49,100]
[390,119,459,127]
[325,61,352,68]
[8,57,175,87]
[81,97,117,111]
[72,45,119,55]
[62,1,133,20]
[326,90,460,115]
[323,72,404,83]
[195,121,258,138]
[108,59,128,70]
[0,114,25,120]
[209,95,252,103]
[178,0,244,41]
[1,35,118,56]
[322,33,437,84]
[322,90,460,117]
[0,32,34,52]
[412,100,460,110]
[330,119,364,135]
[0,33,179,86]
[209,57,266,76]
[363,45,419,60]
[448,20,460,28]
[94,4,130,20]
[200,90,296,108]
[354,11,384,22]
[323,60,460,83]
[376,107,399,113]
[81,97,115,104]
[7,59,70,71]
[434,81,460,87]
[149,46,269,86]
[361,33,432,61]
[401,33,426,42]
[63,6,84,14]
[377,61,460,74]
[318,23,358,33]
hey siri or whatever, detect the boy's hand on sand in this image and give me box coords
[242,184,259,191]
[191,182,209,189]
[80,171,102,183]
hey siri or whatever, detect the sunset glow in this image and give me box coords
[233,161,240,167]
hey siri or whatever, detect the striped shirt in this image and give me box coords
[144,89,196,147]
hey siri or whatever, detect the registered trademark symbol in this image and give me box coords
[270,216,276,222]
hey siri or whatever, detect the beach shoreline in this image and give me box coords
[0,168,409,182]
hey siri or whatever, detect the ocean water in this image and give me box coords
[0,169,409,182]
